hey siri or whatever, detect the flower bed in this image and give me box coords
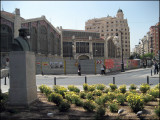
[37,83,160,119]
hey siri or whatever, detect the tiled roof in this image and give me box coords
[1,10,25,20]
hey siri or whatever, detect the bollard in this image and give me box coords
[151,69,152,76]
[147,76,149,84]
[85,76,87,84]
[113,77,115,84]
[4,77,7,85]
[54,77,56,85]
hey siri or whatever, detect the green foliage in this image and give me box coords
[142,94,153,103]
[127,93,144,112]
[108,92,116,100]
[83,83,89,91]
[108,102,119,113]
[58,99,70,112]
[68,85,80,93]
[129,84,137,91]
[96,84,106,91]
[95,105,106,119]
[103,88,110,93]
[53,85,67,97]
[129,52,141,59]
[141,53,154,60]
[65,92,83,106]
[83,100,96,112]
[79,91,86,99]
[109,83,117,91]
[116,93,125,105]
[154,83,160,90]
[119,85,126,94]
[154,106,160,117]
[39,85,52,96]
[86,92,94,100]
[95,94,109,106]
[148,88,160,98]
[88,85,96,92]
[93,90,102,96]
[48,92,63,105]
[140,83,150,94]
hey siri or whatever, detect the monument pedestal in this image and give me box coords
[9,51,37,106]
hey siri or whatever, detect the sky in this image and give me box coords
[1,1,159,52]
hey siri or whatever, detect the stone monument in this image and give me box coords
[9,28,37,106]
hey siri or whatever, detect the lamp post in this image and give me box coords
[116,31,124,72]
[140,39,145,68]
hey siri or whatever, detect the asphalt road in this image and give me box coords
[1,68,159,93]
[36,68,159,86]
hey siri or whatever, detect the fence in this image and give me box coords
[36,56,141,75]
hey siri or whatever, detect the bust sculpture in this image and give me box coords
[12,28,30,51]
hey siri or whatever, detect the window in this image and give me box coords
[63,42,72,57]
[76,42,89,53]
[93,43,104,57]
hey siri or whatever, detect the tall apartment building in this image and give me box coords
[150,22,160,58]
[85,9,130,58]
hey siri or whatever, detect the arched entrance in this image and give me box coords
[78,55,89,60]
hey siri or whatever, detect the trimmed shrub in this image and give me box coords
[154,106,160,117]
[83,83,89,91]
[108,102,119,113]
[93,90,102,96]
[79,91,86,99]
[95,105,106,119]
[53,85,67,97]
[140,83,150,94]
[95,96,104,106]
[96,84,106,91]
[86,92,94,100]
[39,84,46,93]
[88,85,96,92]
[48,92,63,105]
[103,88,110,93]
[109,83,117,91]
[119,85,126,94]
[127,93,144,112]
[58,99,70,112]
[65,92,83,106]
[116,93,125,105]
[83,100,96,112]
[142,94,153,103]
[148,88,160,98]
[129,84,137,91]
[68,85,80,93]
[108,92,116,100]
[154,83,160,90]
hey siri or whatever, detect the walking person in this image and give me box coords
[101,64,105,75]
[78,63,81,76]
[155,62,159,74]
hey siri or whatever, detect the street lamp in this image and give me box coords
[140,39,145,68]
[116,31,124,72]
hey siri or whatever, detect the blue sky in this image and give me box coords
[1,1,159,52]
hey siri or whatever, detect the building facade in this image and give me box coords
[0,8,62,68]
[85,9,130,58]
[59,27,105,60]
[150,22,160,59]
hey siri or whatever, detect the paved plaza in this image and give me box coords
[1,67,159,93]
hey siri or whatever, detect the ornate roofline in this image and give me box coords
[22,16,61,35]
